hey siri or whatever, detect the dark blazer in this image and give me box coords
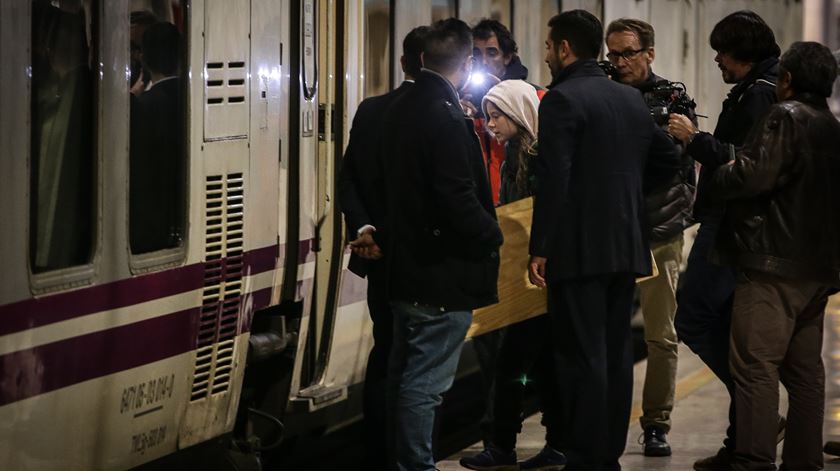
[382,70,503,311]
[688,57,779,223]
[529,59,680,281]
[337,81,413,278]
[129,77,184,254]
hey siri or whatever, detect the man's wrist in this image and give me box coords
[686,130,701,146]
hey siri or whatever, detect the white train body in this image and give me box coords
[0,1,807,469]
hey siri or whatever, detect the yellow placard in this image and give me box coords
[467,197,659,338]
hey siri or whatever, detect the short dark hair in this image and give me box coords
[780,41,838,97]
[142,22,181,76]
[423,18,473,75]
[547,10,603,60]
[606,18,655,49]
[472,19,518,56]
[709,10,780,63]
[402,25,429,78]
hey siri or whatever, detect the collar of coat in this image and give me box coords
[727,57,780,102]
[418,68,461,105]
[548,59,606,88]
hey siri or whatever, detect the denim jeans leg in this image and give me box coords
[389,301,472,471]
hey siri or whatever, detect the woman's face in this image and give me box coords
[485,101,518,144]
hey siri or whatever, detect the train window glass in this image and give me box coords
[432,0,457,22]
[30,0,97,274]
[363,0,391,98]
[128,3,188,255]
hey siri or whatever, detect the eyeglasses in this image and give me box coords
[606,48,647,63]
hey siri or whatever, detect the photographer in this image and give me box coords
[667,11,781,470]
[605,18,696,459]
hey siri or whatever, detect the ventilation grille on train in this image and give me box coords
[205,61,247,105]
[190,173,245,402]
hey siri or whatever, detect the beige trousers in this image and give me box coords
[638,234,683,432]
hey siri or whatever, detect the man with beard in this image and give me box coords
[526,10,679,470]
[668,11,782,470]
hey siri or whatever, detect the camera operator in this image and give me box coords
[666,11,781,470]
[605,18,696,459]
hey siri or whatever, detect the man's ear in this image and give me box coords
[420,51,425,68]
[400,55,407,74]
[503,53,513,66]
[647,47,656,65]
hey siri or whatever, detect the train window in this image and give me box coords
[128,3,188,255]
[432,0,457,23]
[364,0,391,98]
[29,0,97,274]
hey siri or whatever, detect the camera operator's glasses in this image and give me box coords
[606,48,647,63]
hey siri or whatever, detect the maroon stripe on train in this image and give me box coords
[298,238,316,264]
[0,245,282,337]
[240,287,273,333]
[0,264,205,337]
[0,308,197,407]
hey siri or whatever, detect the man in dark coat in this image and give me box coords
[527,10,680,471]
[605,17,696,458]
[705,41,840,471]
[130,21,184,254]
[667,11,781,470]
[381,18,503,471]
[336,26,428,471]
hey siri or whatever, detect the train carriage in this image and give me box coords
[0,1,808,469]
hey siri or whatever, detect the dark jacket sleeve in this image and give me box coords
[529,91,580,257]
[644,125,683,194]
[428,110,503,249]
[707,105,795,200]
[337,101,374,236]
[687,87,777,168]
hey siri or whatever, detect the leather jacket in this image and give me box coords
[708,94,840,285]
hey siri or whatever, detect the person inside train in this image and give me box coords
[457,79,559,471]
[129,21,185,254]
[667,11,783,470]
[605,17,697,458]
[702,41,840,471]
[130,10,158,96]
[336,25,429,471]
[380,17,503,471]
[527,10,680,470]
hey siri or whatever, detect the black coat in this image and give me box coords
[637,71,696,243]
[530,60,681,281]
[337,81,413,278]
[688,57,779,223]
[382,70,503,310]
[709,94,840,285]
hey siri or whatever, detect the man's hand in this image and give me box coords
[528,256,547,288]
[667,113,698,146]
[460,99,478,118]
[349,231,383,260]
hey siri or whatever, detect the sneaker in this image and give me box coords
[642,426,672,457]
[459,446,519,471]
[693,447,733,471]
[519,446,567,471]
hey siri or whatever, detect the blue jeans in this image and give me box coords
[387,301,472,471]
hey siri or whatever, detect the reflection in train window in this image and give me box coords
[128,3,188,255]
[30,0,96,273]
[364,0,391,98]
[432,0,457,23]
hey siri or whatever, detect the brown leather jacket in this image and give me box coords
[708,94,840,285]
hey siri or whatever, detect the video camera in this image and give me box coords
[645,80,698,126]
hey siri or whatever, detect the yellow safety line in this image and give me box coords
[630,366,717,422]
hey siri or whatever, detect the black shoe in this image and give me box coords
[519,446,567,471]
[642,426,672,457]
[693,447,733,471]
[459,446,519,470]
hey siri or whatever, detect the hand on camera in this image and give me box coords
[668,113,699,145]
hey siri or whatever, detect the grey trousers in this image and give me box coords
[729,270,834,471]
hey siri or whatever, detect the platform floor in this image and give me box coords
[440,295,840,470]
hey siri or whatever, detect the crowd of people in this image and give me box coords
[337,9,840,471]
